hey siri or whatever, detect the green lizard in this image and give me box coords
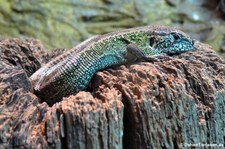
[30,25,195,105]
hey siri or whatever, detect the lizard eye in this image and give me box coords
[171,33,180,40]
[149,37,155,47]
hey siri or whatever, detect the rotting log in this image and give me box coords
[0,38,224,149]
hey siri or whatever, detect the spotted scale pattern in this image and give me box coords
[31,25,195,105]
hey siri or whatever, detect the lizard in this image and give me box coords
[30,25,195,105]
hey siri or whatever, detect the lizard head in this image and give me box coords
[148,26,195,55]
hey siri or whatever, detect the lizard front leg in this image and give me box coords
[126,43,171,62]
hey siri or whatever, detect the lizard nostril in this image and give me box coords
[192,39,195,45]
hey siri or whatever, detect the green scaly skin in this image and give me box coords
[30,25,195,105]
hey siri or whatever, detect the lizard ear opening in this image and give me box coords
[149,37,155,47]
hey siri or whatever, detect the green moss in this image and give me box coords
[0,0,224,56]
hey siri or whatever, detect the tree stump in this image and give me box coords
[0,38,224,149]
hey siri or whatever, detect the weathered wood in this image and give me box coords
[0,38,224,148]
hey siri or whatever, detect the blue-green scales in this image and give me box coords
[30,25,195,105]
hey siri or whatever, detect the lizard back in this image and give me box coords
[30,25,195,105]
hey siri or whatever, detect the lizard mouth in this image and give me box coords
[167,38,195,54]
[154,35,195,55]
[150,32,195,54]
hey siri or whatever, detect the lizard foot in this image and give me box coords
[144,53,173,62]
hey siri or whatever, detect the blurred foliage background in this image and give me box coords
[0,0,224,56]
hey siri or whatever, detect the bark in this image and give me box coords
[0,38,224,149]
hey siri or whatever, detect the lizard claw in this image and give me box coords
[144,56,161,62]
[144,53,172,62]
